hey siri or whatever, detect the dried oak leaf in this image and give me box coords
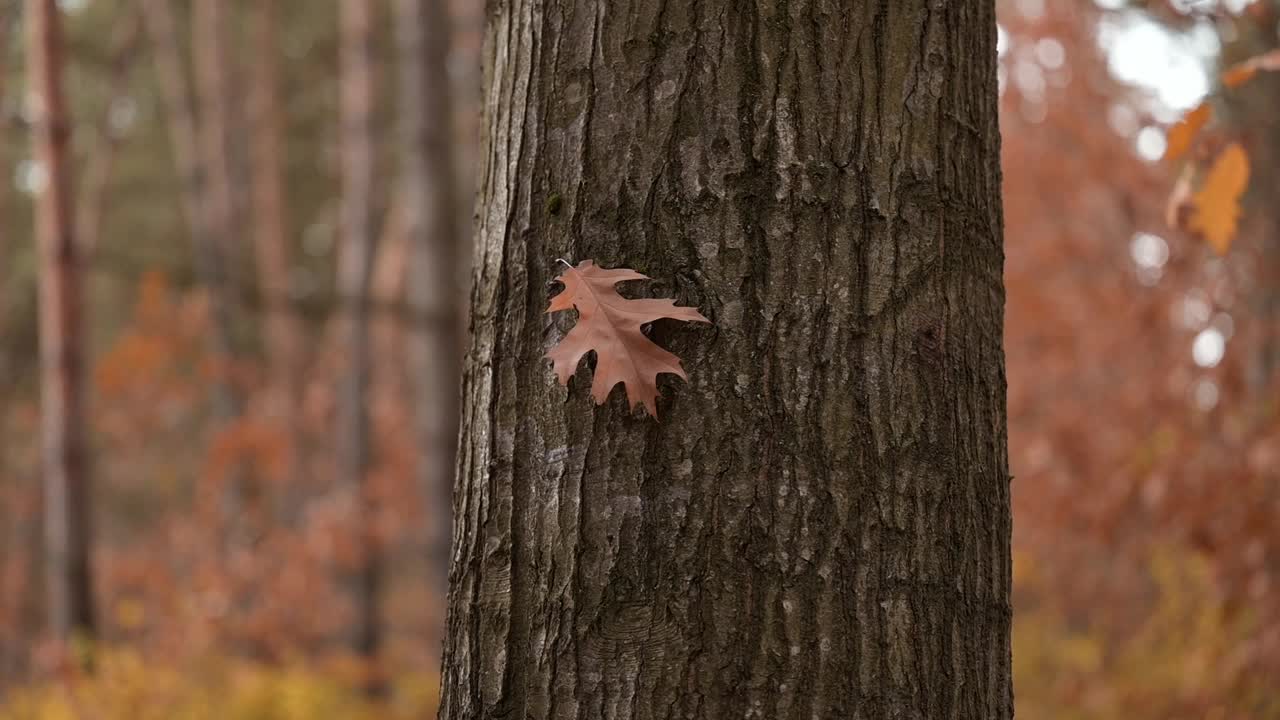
[546,260,709,417]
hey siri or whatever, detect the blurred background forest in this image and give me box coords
[0,0,1278,717]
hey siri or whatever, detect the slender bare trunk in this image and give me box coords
[28,0,96,646]
[0,1,15,371]
[337,0,381,684]
[1230,22,1280,393]
[0,2,11,661]
[140,0,247,537]
[370,192,408,354]
[192,0,242,294]
[247,0,305,497]
[0,486,40,682]
[370,195,409,428]
[77,7,142,257]
[395,0,463,659]
[140,0,204,244]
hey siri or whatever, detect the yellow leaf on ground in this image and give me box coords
[1222,48,1280,88]
[1163,103,1211,163]
[1189,143,1250,255]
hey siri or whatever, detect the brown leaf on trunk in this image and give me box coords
[546,260,709,418]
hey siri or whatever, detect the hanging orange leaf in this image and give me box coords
[1188,143,1250,255]
[546,260,709,417]
[1163,103,1211,163]
[1222,48,1280,88]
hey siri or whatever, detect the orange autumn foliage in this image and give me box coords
[1002,2,1280,712]
[1163,102,1211,163]
[1188,143,1250,255]
[207,418,289,484]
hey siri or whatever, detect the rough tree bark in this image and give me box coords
[336,0,382,678]
[28,0,96,644]
[440,2,1012,719]
[394,0,463,622]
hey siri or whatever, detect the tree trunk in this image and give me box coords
[140,0,248,537]
[247,0,306,497]
[0,1,16,379]
[28,0,96,645]
[394,0,463,630]
[370,191,408,355]
[192,0,244,295]
[77,6,142,258]
[139,0,209,256]
[336,0,382,681]
[439,2,1011,719]
[1222,18,1280,393]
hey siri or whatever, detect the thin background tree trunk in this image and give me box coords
[370,191,407,353]
[0,0,16,375]
[191,0,254,543]
[77,6,142,258]
[28,0,96,645]
[336,0,381,684]
[0,486,40,681]
[191,0,243,296]
[247,0,305,498]
[0,0,38,648]
[440,1,1011,718]
[1223,18,1280,393]
[139,0,247,533]
[394,0,462,639]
